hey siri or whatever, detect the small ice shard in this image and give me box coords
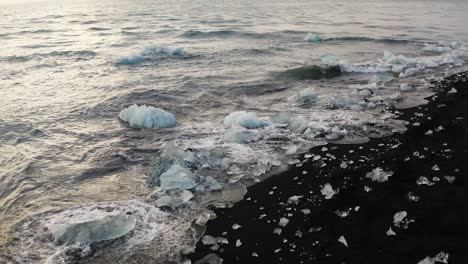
[181,190,194,202]
[273,228,282,235]
[194,253,223,264]
[335,209,351,218]
[47,214,137,245]
[370,73,393,84]
[386,227,396,236]
[417,257,435,264]
[223,126,256,144]
[119,104,176,129]
[216,237,229,244]
[321,183,337,199]
[301,209,311,215]
[285,145,298,155]
[399,67,420,78]
[232,224,242,230]
[202,235,216,245]
[444,176,455,183]
[140,46,184,56]
[423,44,452,53]
[292,88,319,107]
[448,88,457,94]
[116,54,145,65]
[194,211,216,226]
[417,176,434,186]
[434,251,449,264]
[432,177,440,182]
[252,252,258,257]
[287,195,303,204]
[200,176,223,191]
[393,211,407,226]
[304,32,321,43]
[366,167,393,183]
[224,111,266,129]
[295,230,303,237]
[432,164,440,171]
[270,112,308,133]
[425,130,433,135]
[278,217,289,227]
[407,192,420,202]
[160,164,198,190]
[320,54,340,64]
[235,239,242,247]
[338,236,348,247]
[180,245,195,255]
[400,83,417,92]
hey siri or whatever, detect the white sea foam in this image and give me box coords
[116,46,184,65]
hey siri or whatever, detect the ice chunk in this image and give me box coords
[270,112,308,133]
[320,54,340,65]
[423,44,452,53]
[159,164,198,190]
[47,214,137,245]
[366,167,393,183]
[202,235,216,245]
[148,142,185,187]
[287,195,303,204]
[116,54,145,65]
[304,33,321,43]
[393,211,407,226]
[223,126,256,144]
[273,228,282,235]
[416,176,434,186]
[119,104,176,129]
[224,111,266,129]
[198,176,223,191]
[278,217,289,227]
[232,224,242,230]
[434,251,449,264]
[444,176,455,183]
[386,227,396,236]
[399,67,420,78]
[321,183,337,199]
[235,239,242,247]
[370,73,394,84]
[400,83,417,92]
[140,46,184,56]
[417,257,435,264]
[194,253,223,264]
[338,236,348,247]
[292,88,319,107]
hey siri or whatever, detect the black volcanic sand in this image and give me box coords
[188,72,468,264]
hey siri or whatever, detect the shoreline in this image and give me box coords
[188,71,468,264]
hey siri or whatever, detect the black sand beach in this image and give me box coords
[189,72,468,264]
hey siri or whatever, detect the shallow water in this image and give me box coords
[1,0,468,263]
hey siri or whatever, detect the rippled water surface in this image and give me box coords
[1,0,468,263]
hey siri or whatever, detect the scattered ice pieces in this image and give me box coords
[338,236,348,247]
[278,217,289,227]
[366,167,393,183]
[407,192,420,202]
[321,183,337,199]
[386,227,396,236]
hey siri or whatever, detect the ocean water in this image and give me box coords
[1,0,468,263]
